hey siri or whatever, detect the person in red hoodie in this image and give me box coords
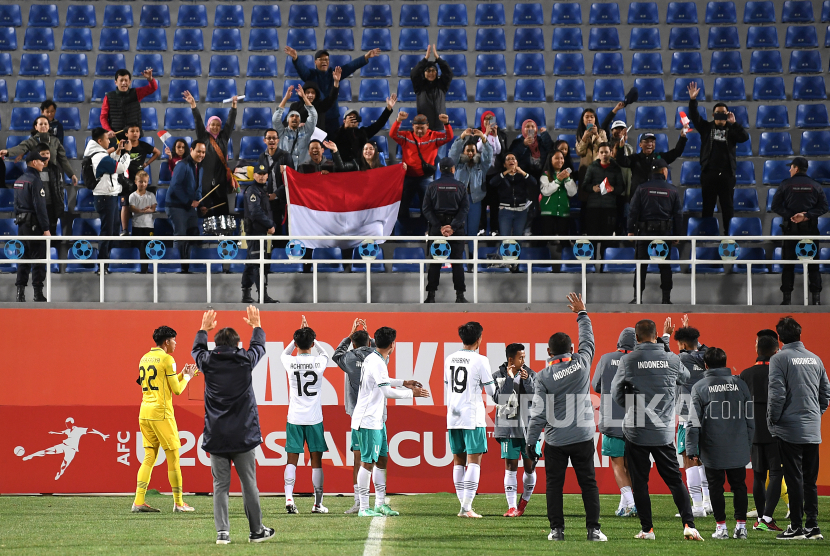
[390,111,453,235]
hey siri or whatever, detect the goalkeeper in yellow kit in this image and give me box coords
[131,325,198,513]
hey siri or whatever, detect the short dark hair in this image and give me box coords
[757,335,779,358]
[40,100,56,111]
[214,327,240,347]
[458,322,483,346]
[703,346,727,368]
[548,332,572,355]
[463,139,478,149]
[263,128,278,137]
[776,316,802,344]
[152,326,177,346]
[505,343,525,361]
[115,69,132,80]
[374,326,396,349]
[713,102,729,111]
[126,124,141,132]
[308,139,323,149]
[351,330,370,348]
[597,141,611,150]
[674,327,701,344]
[635,319,657,342]
[91,127,108,143]
[35,142,50,154]
[191,140,206,150]
[757,329,778,341]
[294,327,316,350]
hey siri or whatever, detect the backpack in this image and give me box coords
[81,155,99,190]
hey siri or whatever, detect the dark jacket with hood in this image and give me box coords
[294,55,368,132]
[491,362,536,440]
[286,81,339,126]
[687,98,750,176]
[332,107,393,170]
[508,131,554,181]
[581,158,624,210]
[412,57,453,131]
[675,344,709,423]
[193,106,237,198]
[592,328,636,439]
[7,132,74,220]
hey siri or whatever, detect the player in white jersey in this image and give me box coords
[280,315,330,515]
[445,322,497,518]
[351,326,430,517]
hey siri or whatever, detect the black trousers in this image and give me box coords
[426,234,465,293]
[781,222,821,293]
[705,466,748,523]
[633,231,673,292]
[398,175,431,235]
[751,442,783,519]
[268,199,287,246]
[477,181,500,234]
[15,221,46,288]
[241,239,269,290]
[132,226,154,273]
[701,169,735,232]
[777,439,820,530]
[544,440,600,531]
[625,440,695,532]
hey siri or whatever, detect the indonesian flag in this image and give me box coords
[157,130,172,146]
[284,165,405,249]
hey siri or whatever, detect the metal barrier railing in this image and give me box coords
[2,234,824,306]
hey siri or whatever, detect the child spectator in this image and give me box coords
[129,171,157,273]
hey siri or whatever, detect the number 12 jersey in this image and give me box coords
[281,340,330,425]
[444,350,494,430]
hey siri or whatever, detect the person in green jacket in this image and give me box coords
[539,150,577,250]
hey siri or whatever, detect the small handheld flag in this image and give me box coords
[679,111,691,131]
[157,130,172,146]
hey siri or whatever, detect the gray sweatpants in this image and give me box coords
[210,449,263,534]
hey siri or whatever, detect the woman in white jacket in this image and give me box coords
[538,150,577,249]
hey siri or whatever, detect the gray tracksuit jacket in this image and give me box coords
[526,312,596,448]
[491,363,536,441]
[592,328,635,439]
[332,338,375,417]
[686,368,754,469]
[767,341,830,444]
[611,342,689,446]
[675,345,708,422]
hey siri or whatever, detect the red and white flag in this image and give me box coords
[157,130,172,146]
[284,165,405,249]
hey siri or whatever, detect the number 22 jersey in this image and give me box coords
[138,347,185,421]
[281,340,330,425]
[444,350,494,430]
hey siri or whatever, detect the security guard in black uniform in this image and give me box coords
[241,164,278,304]
[627,158,683,305]
[771,157,829,305]
[13,151,51,302]
[423,157,470,304]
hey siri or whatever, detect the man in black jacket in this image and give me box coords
[297,140,346,174]
[13,151,51,302]
[333,96,397,170]
[686,82,750,234]
[412,45,453,131]
[192,307,275,545]
[257,128,293,242]
[771,157,829,305]
[241,165,277,304]
[423,157,469,303]
[615,129,687,199]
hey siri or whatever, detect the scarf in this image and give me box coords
[205,116,222,139]
[522,119,540,159]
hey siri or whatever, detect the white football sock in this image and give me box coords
[357,466,372,511]
[698,465,710,503]
[284,464,296,504]
[453,465,465,506]
[372,467,387,507]
[461,463,481,512]
[521,470,536,502]
[763,515,773,524]
[312,467,324,507]
[685,467,703,507]
[504,470,518,509]
[621,485,635,508]
[353,484,359,504]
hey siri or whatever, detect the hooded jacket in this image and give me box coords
[273,105,319,168]
[192,328,266,454]
[592,328,636,439]
[767,341,830,444]
[611,342,689,446]
[449,139,493,204]
[333,338,376,417]
[332,107,392,170]
[286,81,338,126]
[526,312,596,448]
[477,110,508,175]
[192,106,236,196]
[508,130,554,181]
[686,368,754,469]
[390,120,454,177]
[491,362,536,440]
[411,57,453,131]
[84,140,130,197]
[674,345,708,422]
[687,98,750,175]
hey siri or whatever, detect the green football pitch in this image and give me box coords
[1,492,828,555]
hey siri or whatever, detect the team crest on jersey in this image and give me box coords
[15,417,109,480]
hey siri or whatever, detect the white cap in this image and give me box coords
[611,120,626,129]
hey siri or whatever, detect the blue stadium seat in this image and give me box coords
[633,77,666,101]
[74,189,96,212]
[401,4,430,27]
[3,137,25,151]
[592,78,624,102]
[681,132,701,157]
[749,50,783,74]
[681,162,702,186]
[736,161,756,185]
[0,53,10,75]
[55,107,80,130]
[670,52,703,74]
[177,5,208,27]
[667,2,698,23]
[474,107,507,129]
[823,1,830,22]
[212,29,241,52]
[66,6,96,28]
[25,27,54,51]
[514,3,544,25]
[549,3,581,24]
[475,4,506,26]
[514,106,545,129]
[559,247,595,273]
[800,131,830,156]
[731,247,769,274]
[646,247,682,274]
[475,79,507,102]
[432,53,463,77]
[360,106,394,130]
[396,79,415,102]
[103,5,133,28]
[205,79,235,103]
[793,76,827,100]
[13,79,46,103]
[324,29,354,51]
[514,79,544,102]
[173,29,203,52]
[628,2,660,24]
[53,79,84,103]
[0,28,16,51]
[630,28,661,50]
[553,53,584,76]
[712,77,746,101]
[358,79,389,102]
[90,81,114,103]
[789,50,822,74]
[588,28,620,50]
[514,28,544,51]
[168,79,199,103]
[820,218,830,237]
[288,5,318,28]
[733,189,760,212]
[711,51,743,74]
[475,28,506,51]
[668,27,701,49]
[677,105,705,129]
[631,52,664,75]
[747,26,779,48]
[763,160,792,184]
[687,217,720,237]
[215,5,244,28]
[786,25,819,48]
[109,248,141,274]
[756,105,790,128]
[363,28,392,51]
[141,108,158,131]
[99,28,129,52]
[71,217,101,237]
[246,56,276,78]
[281,79,303,103]
[267,249,302,274]
[709,26,740,49]
[93,54,123,77]
[241,107,272,130]
[809,162,830,184]
[363,5,393,27]
[326,5,355,28]
[744,1,776,23]
[251,5,281,28]
[597,106,626,126]
[164,108,195,130]
[706,2,738,24]
[9,107,38,131]
[360,55,391,77]
[589,2,621,25]
[170,54,201,77]
[552,28,583,51]
[517,247,553,273]
[399,28,429,51]
[729,217,763,237]
[602,248,636,274]
[554,79,586,102]
[759,132,794,157]
[238,136,264,160]
[796,104,830,128]
[731,105,750,129]
[782,1,815,23]
[475,54,506,76]
[752,77,786,101]
[592,52,624,75]
[249,29,278,52]
[0,5,21,27]
[28,4,59,27]
[765,188,777,211]
[635,106,667,129]
[0,188,13,212]
[136,29,167,52]
[140,5,170,28]
[19,53,50,76]
[391,247,425,273]
[312,248,344,273]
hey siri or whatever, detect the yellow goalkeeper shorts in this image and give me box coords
[139,418,181,451]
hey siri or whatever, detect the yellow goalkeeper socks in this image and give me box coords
[165,449,184,506]
[134,446,158,506]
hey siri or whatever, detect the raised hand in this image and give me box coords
[322,140,338,153]
[201,309,217,332]
[365,48,381,59]
[613,101,625,113]
[283,85,294,100]
[284,46,298,60]
[182,90,196,108]
[726,112,736,124]
[332,66,342,84]
[231,95,238,108]
[506,363,516,378]
[566,292,586,313]
[438,113,449,124]
[351,318,360,334]
[556,169,570,181]
[244,305,261,329]
[386,93,398,110]
[687,82,699,100]
[460,128,472,138]
[681,314,690,328]
[301,314,308,329]
[432,44,440,59]
[425,44,432,59]
[142,68,154,81]
[397,110,409,122]
[296,85,305,100]
[664,317,676,336]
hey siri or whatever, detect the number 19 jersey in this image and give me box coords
[281,340,330,425]
[444,350,494,430]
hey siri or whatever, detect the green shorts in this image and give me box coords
[449,428,488,455]
[356,426,388,464]
[285,422,328,454]
[676,425,686,455]
[499,438,543,460]
[601,434,626,458]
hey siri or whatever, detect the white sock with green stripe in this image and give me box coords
[312,468,324,507]
[453,465,465,506]
[685,467,702,507]
[372,467,387,507]
[357,466,371,511]
[461,463,481,512]
[353,484,359,505]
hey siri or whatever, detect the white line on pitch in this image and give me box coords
[362,516,387,556]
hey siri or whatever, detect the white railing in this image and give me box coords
[3,234,824,306]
